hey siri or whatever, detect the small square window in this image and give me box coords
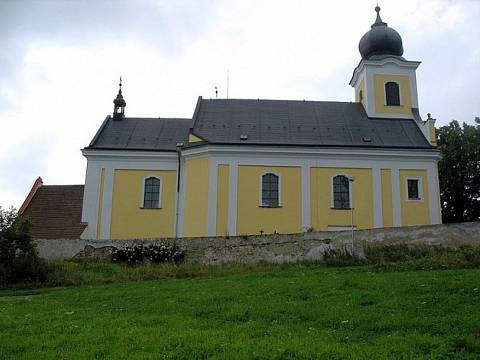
[407,179,420,200]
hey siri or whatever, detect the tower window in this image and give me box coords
[261,173,280,207]
[143,177,161,208]
[359,90,363,102]
[385,82,401,106]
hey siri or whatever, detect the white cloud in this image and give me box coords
[0,0,479,208]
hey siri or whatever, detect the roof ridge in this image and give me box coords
[41,184,85,187]
[18,176,43,215]
[202,98,356,104]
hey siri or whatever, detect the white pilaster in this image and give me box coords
[301,164,311,231]
[81,161,101,239]
[427,163,442,224]
[391,166,402,227]
[207,159,218,236]
[227,161,238,236]
[372,166,383,228]
[100,167,114,239]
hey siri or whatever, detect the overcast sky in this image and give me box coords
[1,0,479,209]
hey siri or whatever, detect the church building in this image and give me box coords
[81,7,441,240]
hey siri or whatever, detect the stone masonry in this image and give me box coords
[35,222,480,264]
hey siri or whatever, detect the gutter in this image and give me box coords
[174,144,183,238]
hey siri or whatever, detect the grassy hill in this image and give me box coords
[1,263,480,359]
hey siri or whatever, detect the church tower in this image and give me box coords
[350,6,436,144]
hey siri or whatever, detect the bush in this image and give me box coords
[111,242,184,265]
[0,206,47,284]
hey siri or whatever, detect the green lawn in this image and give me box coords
[1,264,480,359]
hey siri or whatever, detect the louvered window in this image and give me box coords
[261,173,279,207]
[143,177,160,208]
[333,175,350,209]
[385,82,401,106]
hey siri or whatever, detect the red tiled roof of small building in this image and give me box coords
[20,182,86,239]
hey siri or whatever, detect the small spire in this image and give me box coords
[372,4,386,27]
[113,76,126,120]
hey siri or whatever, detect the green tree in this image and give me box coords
[0,206,46,283]
[437,119,480,223]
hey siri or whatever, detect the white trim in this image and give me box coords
[82,149,178,160]
[405,176,423,202]
[383,80,402,106]
[140,176,163,209]
[227,162,238,236]
[83,160,177,171]
[301,165,311,231]
[181,145,441,161]
[100,167,114,239]
[372,167,383,228]
[81,161,101,239]
[207,160,218,236]
[391,166,402,227]
[259,171,282,207]
[350,57,420,86]
[330,174,353,209]
[328,225,358,232]
[430,162,442,224]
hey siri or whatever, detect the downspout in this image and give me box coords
[174,143,183,238]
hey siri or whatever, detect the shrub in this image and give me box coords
[111,242,184,265]
[0,206,47,284]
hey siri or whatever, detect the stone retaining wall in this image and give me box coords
[35,222,480,264]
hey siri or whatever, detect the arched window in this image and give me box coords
[143,177,161,209]
[261,173,279,207]
[385,82,400,106]
[333,175,350,209]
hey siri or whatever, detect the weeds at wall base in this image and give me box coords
[2,243,480,288]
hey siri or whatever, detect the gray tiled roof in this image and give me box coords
[190,98,433,149]
[86,98,434,152]
[87,117,192,151]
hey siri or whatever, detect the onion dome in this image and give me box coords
[113,77,126,107]
[359,6,404,60]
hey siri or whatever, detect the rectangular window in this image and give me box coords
[261,173,279,207]
[143,177,161,208]
[333,175,350,209]
[407,179,420,200]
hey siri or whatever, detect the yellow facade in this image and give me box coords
[96,168,105,239]
[216,164,230,236]
[381,169,393,227]
[236,165,302,235]
[188,133,203,143]
[310,168,373,230]
[183,157,210,237]
[356,79,366,108]
[399,169,430,226]
[97,162,436,239]
[374,74,412,115]
[110,169,177,239]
